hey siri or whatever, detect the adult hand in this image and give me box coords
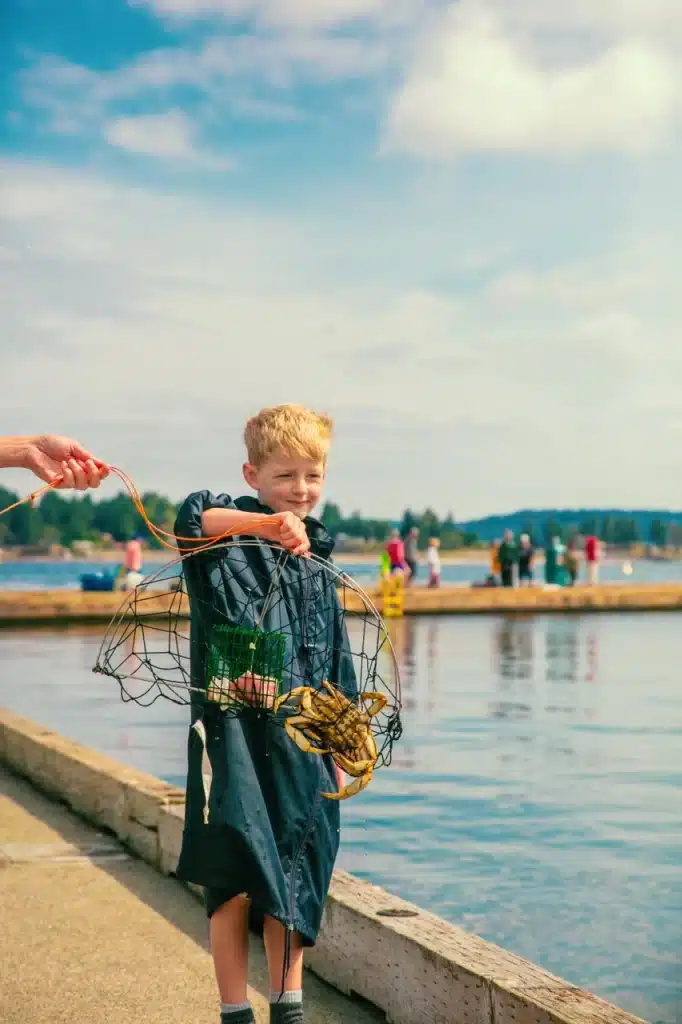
[259,511,310,556]
[23,435,110,490]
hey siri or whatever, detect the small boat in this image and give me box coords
[80,571,118,592]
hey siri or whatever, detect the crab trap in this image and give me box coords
[94,538,403,795]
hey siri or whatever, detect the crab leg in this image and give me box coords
[361,692,388,717]
[322,769,373,801]
[283,715,330,755]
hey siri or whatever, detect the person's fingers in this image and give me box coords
[56,461,76,489]
[83,459,102,488]
[67,458,89,490]
[285,534,307,555]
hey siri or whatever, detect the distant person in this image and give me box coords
[517,534,534,586]
[585,534,601,584]
[544,537,557,585]
[124,535,143,573]
[118,534,144,590]
[497,529,517,587]
[565,537,580,586]
[553,537,570,586]
[490,540,501,583]
[386,529,407,575]
[426,537,441,588]
[0,434,109,489]
[404,526,419,585]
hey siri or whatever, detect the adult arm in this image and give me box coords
[0,435,109,489]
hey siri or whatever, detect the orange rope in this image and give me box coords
[0,465,274,554]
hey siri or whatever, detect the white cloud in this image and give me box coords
[494,0,682,40]
[130,0,422,30]
[19,30,388,142]
[103,110,232,167]
[2,159,682,516]
[385,4,682,158]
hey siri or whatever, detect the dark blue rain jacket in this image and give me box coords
[173,491,357,945]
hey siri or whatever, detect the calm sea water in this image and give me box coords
[1,555,682,590]
[0,612,679,1021]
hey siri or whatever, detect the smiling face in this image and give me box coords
[243,450,326,519]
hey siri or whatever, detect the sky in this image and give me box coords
[1,0,682,519]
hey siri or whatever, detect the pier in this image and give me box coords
[0,707,646,1024]
[2,582,682,627]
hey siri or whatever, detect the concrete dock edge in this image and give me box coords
[0,706,646,1024]
[2,582,682,627]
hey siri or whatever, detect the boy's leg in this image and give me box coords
[210,895,254,1021]
[263,916,304,1023]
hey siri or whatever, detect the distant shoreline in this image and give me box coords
[0,548,491,566]
[1,548,673,569]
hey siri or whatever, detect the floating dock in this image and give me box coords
[1,582,682,627]
[0,708,646,1024]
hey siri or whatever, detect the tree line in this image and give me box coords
[0,485,680,551]
[322,505,682,550]
[0,487,177,548]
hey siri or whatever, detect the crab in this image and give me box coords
[273,680,387,800]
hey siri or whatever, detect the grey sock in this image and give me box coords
[220,1003,255,1024]
[269,990,303,1024]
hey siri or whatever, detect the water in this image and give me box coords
[0,614,680,1023]
[1,555,682,590]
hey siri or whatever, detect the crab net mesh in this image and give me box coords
[94,540,402,773]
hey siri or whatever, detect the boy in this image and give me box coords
[174,404,356,1024]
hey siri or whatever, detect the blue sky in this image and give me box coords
[2,0,682,517]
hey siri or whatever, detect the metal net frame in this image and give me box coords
[93,540,402,773]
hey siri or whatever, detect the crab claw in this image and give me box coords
[333,751,376,777]
[322,769,373,801]
[274,686,310,714]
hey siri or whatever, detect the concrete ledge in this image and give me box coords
[0,709,185,865]
[0,588,187,627]
[0,706,645,1024]
[343,581,682,616]
[2,583,682,627]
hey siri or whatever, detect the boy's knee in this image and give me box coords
[207,889,249,920]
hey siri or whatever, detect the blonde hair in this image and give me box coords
[244,404,333,467]
[429,537,440,548]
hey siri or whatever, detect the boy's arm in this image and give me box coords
[202,507,310,556]
[174,490,308,556]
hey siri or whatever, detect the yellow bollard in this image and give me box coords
[380,572,405,618]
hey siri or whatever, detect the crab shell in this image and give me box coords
[274,681,387,800]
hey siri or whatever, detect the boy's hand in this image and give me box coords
[258,512,310,556]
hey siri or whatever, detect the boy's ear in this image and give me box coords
[242,462,258,489]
